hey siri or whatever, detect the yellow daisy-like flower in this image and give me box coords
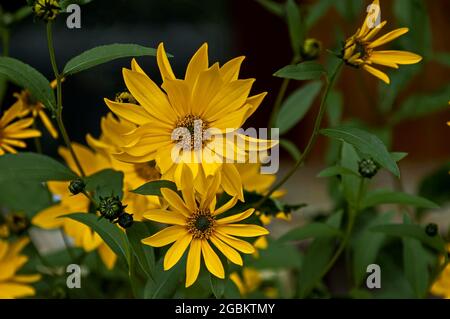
[0,101,41,155]
[342,0,422,84]
[0,237,41,299]
[105,43,275,200]
[431,246,450,299]
[15,89,58,139]
[142,170,269,287]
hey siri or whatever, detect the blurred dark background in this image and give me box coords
[0,0,449,163]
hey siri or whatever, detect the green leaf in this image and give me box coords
[0,153,77,183]
[370,223,446,253]
[333,0,363,21]
[85,169,124,201]
[64,213,130,264]
[276,81,322,134]
[132,180,177,196]
[305,0,334,30]
[255,0,283,17]
[285,0,304,57]
[340,143,361,205]
[352,211,394,287]
[391,83,450,124]
[317,165,359,178]
[0,180,52,217]
[63,44,159,76]
[279,222,342,242]
[321,126,400,177]
[434,52,450,68]
[0,57,56,111]
[401,215,430,298]
[361,189,439,210]
[126,222,156,280]
[297,211,342,298]
[144,258,183,298]
[390,152,408,162]
[274,61,326,81]
[326,89,343,127]
[279,139,301,161]
[209,274,226,299]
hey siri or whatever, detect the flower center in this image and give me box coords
[354,41,368,60]
[134,160,161,181]
[187,209,215,239]
[173,114,209,151]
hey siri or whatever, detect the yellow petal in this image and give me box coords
[38,109,58,139]
[214,231,255,254]
[3,129,41,139]
[210,235,243,266]
[362,64,390,84]
[370,50,422,64]
[122,68,174,124]
[0,283,35,299]
[185,43,209,90]
[217,208,255,225]
[217,224,269,237]
[32,204,66,229]
[200,174,221,210]
[12,274,41,283]
[368,28,409,48]
[219,56,245,83]
[157,43,176,81]
[220,164,244,201]
[161,188,192,217]
[143,209,186,226]
[104,98,152,126]
[185,239,201,287]
[213,196,238,216]
[163,232,192,270]
[98,243,117,270]
[201,240,224,279]
[142,225,185,247]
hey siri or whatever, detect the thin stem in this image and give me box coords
[46,21,85,177]
[257,60,344,208]
[32,121,43,154]
[268,56,301,128]
[59,228,76,261]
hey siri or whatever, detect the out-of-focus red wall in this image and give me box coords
[231,0,450,162]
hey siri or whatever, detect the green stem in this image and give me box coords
[46,21,85,177]
[32,121,43,154]
[257,60,343,208]
[268,56,301,128]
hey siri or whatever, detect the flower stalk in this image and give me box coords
[258,60,344,208]
[46,21,85,177]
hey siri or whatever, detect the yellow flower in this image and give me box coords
[0,101,41,155]
[230,268,262,296]
[0,237,41,298]
[15,89,58,139]
[142,170,269,287]
[431,246,450,299]
[342,0,422,84]
[104,43,276,201]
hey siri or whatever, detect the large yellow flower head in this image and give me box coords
[342,0,422,84]
[105,43,276,201]
[0,237,41,298]
[142,169,269,287]
[0,101,41,155]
